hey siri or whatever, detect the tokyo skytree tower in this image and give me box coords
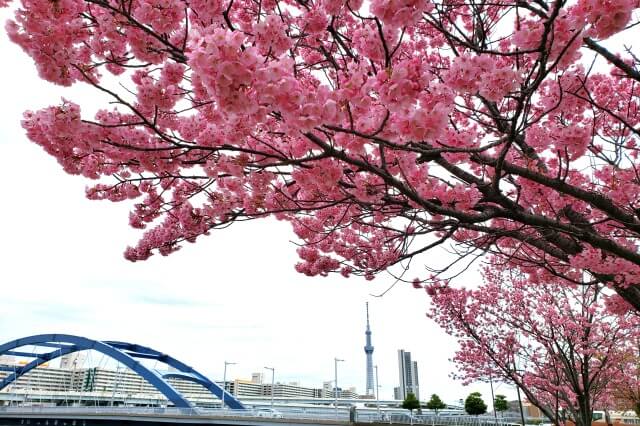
[364,302,375,396]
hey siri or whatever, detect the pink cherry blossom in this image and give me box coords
[1,0,640,316]
[428,264,640,426]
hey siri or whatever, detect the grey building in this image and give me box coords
[394,349,419,401]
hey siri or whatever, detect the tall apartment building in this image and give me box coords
[0,355,15,365]
[0,366,73,393]
[320,381,359,399]
[59,353,86,370]
[267,383,318,398]
[0,366,215,403]
[229,379,263,397]
[233,374,323,398]
[322,381,333,398]
[0,360,360,404]
[394,349,419,401]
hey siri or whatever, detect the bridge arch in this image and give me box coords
[0,334,245,409]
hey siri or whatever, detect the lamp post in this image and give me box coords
[264,366,275,411]
[375,365,381,418]
[489,371,498,426]
[334,357,344,419]
[222,361,235,410]
[516,385,526,426]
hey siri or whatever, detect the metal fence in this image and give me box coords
[355,413,527,426]
[8,405,640,426]
[0,405,351,421]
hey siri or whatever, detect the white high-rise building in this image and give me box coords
[59,352,87,370]
[395,349,419,401]
[0,355,16,366]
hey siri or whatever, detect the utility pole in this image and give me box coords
[334,357,344,419]
[222,361,235,409]
[489,371,498,426]
[516,386,526,426]
[375,365,381,418]
[264,366,275,411]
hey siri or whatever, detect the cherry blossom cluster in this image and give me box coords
[3,0,640,312]
[428,264,640,426]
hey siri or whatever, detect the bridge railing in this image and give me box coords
[0,406,204,417]
[0,406,536,425]
[355,412,527,426]
[0,405,351,421]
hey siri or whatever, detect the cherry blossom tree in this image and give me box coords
[611,346,640,416]
[3,1,640,309]
[427,265,640,426]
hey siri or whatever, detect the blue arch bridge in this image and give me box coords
[0,333,245,410]
[0,334,485,426]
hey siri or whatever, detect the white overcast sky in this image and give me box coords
[0,6,511,406]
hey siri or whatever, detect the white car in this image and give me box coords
[255,408,284,418]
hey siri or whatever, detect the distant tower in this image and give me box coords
[364,302,375,396]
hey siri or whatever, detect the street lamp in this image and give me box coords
[375,365,381,418]
[489,371,498,426]
[264,366,275,411]
[222,361,236,410]
[334,357,344,419]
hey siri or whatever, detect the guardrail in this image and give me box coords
[0,406,520,426]
[0,406,552,426]
[355,413,526,426]
[8,405,638,426]
[0,405,351,421]
[0,406,540,425]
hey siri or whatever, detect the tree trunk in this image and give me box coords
[576,395,592,426]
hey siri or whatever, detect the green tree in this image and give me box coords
[465,392,488,416]
[426,394,447,414]
[402,392,421,414]
[494,395,508,416]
